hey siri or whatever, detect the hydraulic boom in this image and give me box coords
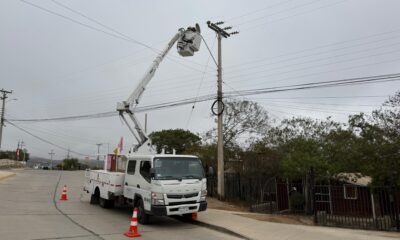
[117,24,201,153]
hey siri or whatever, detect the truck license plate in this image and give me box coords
[179,206,189,213]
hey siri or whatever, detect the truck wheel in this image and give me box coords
[99,197,114,208]
[137,199,149,225]
[90,189,100,204]
[107,199,115,208]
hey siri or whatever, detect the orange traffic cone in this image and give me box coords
[124,208,141,238]
[60,185,68,201]
[191,212,198,221]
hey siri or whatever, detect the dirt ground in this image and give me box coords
[207,197,250,212]
[207,197,314,226]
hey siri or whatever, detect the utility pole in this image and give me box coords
[207,21,238,200]
[96,143,102,169]
[20,140,26,162]
[0,89,13,149]
[48,149,55,170]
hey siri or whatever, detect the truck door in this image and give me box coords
[124,159,137,199]
[138,160,152,210]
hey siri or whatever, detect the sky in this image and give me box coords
[1,0,400,159]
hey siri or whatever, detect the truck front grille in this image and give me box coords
[167,192,199,199]
[168,201,197,206]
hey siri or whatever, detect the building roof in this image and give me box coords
[336,173,372,186]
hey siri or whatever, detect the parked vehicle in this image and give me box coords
[84,154,207,224]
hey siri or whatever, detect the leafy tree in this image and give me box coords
[205,99,270,148]
[348,91,400,185]
[322,129,362,175]
[185,143,217,174]
[149,129,201,154]
[59,158,80,170]
[0,149,29,161]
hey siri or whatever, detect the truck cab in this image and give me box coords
[123,154,207,224]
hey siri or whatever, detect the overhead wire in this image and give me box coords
[20,0,208,74]
[25,21,400,109]
[234,0,325,27]
[6,120,92,157]
[223,81,283,121]
[186,35,217,129]
[9,72,398,123]
[114,34,400,97]
[18,0,397,110]
[238,0,347,32]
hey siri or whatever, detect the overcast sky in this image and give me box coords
[1,0,400,159]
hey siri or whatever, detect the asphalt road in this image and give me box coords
[0,170,239,240]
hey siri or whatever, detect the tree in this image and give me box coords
[205,99,270,148]
[348,91,400,186]
[148,129,201,154]
[0,149,29,161]
[59,158,80,170]
[185,143,217,173]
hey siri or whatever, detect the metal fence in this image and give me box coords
[207,174,400,231]
[314,185,400,231]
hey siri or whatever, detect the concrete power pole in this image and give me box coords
[0,89,13,149]
[20,140,26,161]
[207,21,238,200]
[48,149,55,170]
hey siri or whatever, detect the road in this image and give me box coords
[0,170,239,240]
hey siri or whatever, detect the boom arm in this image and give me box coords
[117,24,201,153]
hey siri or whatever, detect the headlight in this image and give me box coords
[151,192,165,205]
[200,189,207,201]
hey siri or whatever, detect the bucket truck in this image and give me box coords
[84,24,207,224]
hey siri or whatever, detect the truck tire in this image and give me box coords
[137,199,149,225]
[99,197,114,208]
[90,188,100,204]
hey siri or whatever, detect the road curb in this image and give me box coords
[0,172,16,181]
[189,219,251,240]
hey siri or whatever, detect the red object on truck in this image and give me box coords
[106,154,117,171]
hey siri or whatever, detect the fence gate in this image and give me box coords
[250,177,278,213]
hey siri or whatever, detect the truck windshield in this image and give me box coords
[153,157,205,180]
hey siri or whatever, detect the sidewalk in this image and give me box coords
[0,171,16,181]
[198,209,400,240]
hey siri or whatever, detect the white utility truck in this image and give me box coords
[84,24,207,224]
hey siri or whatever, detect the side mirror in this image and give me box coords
[150,168,155,178]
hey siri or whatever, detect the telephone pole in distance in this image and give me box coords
[0,89,13,150]
[49,149,55,170]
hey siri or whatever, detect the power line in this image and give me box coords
[225,0,295,23]
[20,0,207,73]
[51,0,213,70]
[234,0,325,27]
[50,0,154,49]
[239,0,347,32]
[6,73,400,123]
[200,35,218,67]
[186,36,217,129]
[6,120,91,157]
[24,26,400,109]
[234,73,400,97]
